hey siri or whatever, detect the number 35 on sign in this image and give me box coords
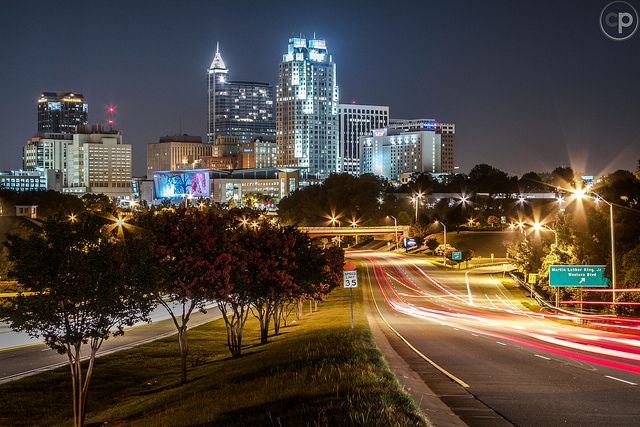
[343,270,358,288]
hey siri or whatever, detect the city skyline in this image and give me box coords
[1,0,639,177]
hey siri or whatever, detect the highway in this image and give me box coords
[0,305,222,383]
[352,251,640,426]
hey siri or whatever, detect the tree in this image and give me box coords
[134,207,237,380]
[425,237,439,255]
[0,214,155,427]
[245,224,299,344]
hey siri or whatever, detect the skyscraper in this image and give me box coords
[338,104,389,175]
[207,43,275,144]
[276,37,339,178]
[37,92,88,133]
[360,119,456,181]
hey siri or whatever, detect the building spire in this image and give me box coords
[210,41,226,70]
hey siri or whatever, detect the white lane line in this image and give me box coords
[605,375,637,386]
[534,354,551,360]
[464,271,474,306]
[471,333,478,337]
[496,341,507,346]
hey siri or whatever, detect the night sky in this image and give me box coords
[1,0,639,177]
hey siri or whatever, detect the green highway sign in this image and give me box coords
[549,265,609,287]
[451,251,463,261]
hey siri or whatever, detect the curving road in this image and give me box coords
[352,250,640,427]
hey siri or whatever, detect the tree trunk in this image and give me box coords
[314,300,318,312]
[178,326,189,384]
[219,301,249,358]
[273,303,281,335]
[67,341,100,427]
[296,297,303,319]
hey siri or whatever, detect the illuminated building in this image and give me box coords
[241,137,277,169]
[276,36,339,178]
[0,169,63,192]
[151,168,299,207]
[388,119,456,173]
[146,135,212,176]
[23,133,71,172]
[338,104,388,175]
[207,43,275,143]
[37,92,88,134]
[63,125,132,198]
[360,119,455,181]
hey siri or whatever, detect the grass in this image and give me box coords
[0,287,426,426]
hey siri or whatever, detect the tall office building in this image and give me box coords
[64,125,132,198]
[360,119,456,181]
[146,135,212,176]
[207,43,275,144]
[23,133,72,172]
[276,37,339,178]
[338,104,389,175]
[37,92,88,133]
[389,119,456,173]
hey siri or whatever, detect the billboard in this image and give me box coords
[154,171,210,199]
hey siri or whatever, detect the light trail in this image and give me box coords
[355,251,640,377]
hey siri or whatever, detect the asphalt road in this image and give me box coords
[351,251,640,427]
[0,306,222,383]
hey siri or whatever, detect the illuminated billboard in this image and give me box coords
[154,171,210,199]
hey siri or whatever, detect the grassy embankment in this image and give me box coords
[0,286,426,426]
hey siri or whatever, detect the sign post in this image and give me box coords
[343,262,358,329]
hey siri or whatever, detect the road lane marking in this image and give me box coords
[534,354,551,360]
[496,341,507,346]
[471,333,478,337]
[464,271,474,306]
[605,375,637,386]
[363,263,470,388]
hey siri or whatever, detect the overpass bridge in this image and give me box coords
[297,225,410,238]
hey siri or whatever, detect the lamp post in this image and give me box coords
[531,222,558,247]
[412,191,424,222]
[531,221,560,307]
[572,188,616,310]
[389,215,399,250]
[435,220,447,265]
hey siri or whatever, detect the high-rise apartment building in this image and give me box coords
[276,37,339,178]
[37,92,88,133]
[388,119,456,173]
[62,125,132,198]
[338,104,389,175]
[360,119,456,181]
[146,135,212,176]
[207,44,275,144]
[23,133,72,172]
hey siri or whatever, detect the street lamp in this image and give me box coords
[412,191,424,222]
[571,188,617,309]
[435,220,447,264]
[531,222,558,247]
[387,215,399,250]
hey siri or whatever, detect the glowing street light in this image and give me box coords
[68,213,78,223]
[412,191,424,222]
[570,187,617,309]
[531,221,558,247]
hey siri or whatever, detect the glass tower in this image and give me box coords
[276,37,339,178]
[207,43,275,144]
[37,92,88,133]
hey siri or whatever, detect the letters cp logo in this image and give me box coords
[600,1,638,40]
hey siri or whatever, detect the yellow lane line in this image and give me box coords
[361,258,470,389]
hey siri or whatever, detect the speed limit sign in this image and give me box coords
[343,270,358,288]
